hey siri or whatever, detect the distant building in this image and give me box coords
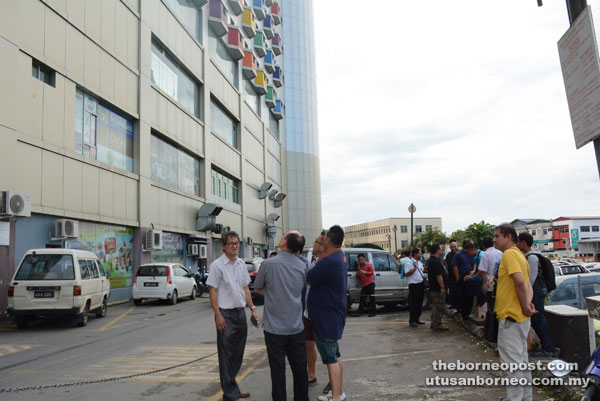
[511,219,554,252]
[551,217,600,252]
[343,217,443,253]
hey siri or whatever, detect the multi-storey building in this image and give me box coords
[343,217,443,253]
[0,0,321,315]
[552,216,600,251]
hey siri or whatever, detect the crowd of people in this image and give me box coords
[206,222,558,401]
[207,226,348,401]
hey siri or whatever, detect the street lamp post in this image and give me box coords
[408,203,416,247]
[385,233,391,252]
[393,224,398,252]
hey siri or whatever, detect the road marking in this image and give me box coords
[205,351,268,401]
[0,344,38,356]
[99,306,136,331]
[63,345,267,384]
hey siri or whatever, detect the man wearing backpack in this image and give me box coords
[517,232,560,358]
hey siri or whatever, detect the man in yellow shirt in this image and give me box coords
[494,224,536,401]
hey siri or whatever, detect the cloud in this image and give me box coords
[313,0,600,233]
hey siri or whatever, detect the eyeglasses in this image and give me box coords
[225,242,240,247]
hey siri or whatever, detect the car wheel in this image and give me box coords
[422,291,431,311]
[190,286,196,300]
[76,303,90,327]
[170,290,178,305]
[15,318,29,329]
[95,298,108,318]
[133,299,142,306]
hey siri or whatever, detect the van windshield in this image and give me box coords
[15,254,75,280]
[138,265,168,276]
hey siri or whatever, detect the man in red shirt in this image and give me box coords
[351,253,376,317]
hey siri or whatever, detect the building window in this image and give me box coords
[208,28,238,87]
[560,227,566,233]
[543,229,548,235]
[582,226,591,232]
[210,99,238,148]
[75,90,134,172]
[425,225,432,232]
[163,0,203,42]
[151,39,200,117]
[269,113,279,139]
[211,168,239,204]
[401,225,407,233]
[401,240,408,248]
[531,229,537,235]
[32,60,55,86]
[593,226,599,232]
[151,134,201,196]
[415,225,422,233]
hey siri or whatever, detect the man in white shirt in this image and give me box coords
[207,231,259,401]
[405,248,425,328]
[477,236,503,342]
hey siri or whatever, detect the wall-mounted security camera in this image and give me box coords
[268,189,279,200]
[274,192,286,208]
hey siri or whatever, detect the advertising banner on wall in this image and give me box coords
[151,232,184,264]
[66,223,134,288]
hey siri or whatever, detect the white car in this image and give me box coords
[132,263,196,305]
[8,249,111,328]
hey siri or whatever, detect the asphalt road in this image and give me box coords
[0,298,551,401]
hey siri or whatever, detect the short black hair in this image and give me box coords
[358,253,366,259]
[411,247,421,257]
[286,232,305,253]
[518,232,534,247]
[269,251,278,257]
[428,243,441,255]
[483,236,494,248]
[326,225,344,247]
[401,250,409,257]
[495,223,518,244]
[449,239,457,244]
[463,242,477,250]
[462,239,474,248]
[222,231,239,244]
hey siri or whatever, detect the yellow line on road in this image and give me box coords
[99,306,136,331]
[205,352,268,401]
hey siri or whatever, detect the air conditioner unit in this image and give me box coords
[213,224,223,234]
[188,243,199,256]
[146,229,163,250]
[199,244,208,259]
[1,191,31,217]
[55,219,79,238]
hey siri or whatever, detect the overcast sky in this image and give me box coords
[313,0,600,234]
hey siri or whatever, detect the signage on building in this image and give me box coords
[558,6,600,149]
[571,228,580,249]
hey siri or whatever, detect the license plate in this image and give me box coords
[34,291,54,298]
[144,282,159,287]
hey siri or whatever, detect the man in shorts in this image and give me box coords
[307,225,347,401]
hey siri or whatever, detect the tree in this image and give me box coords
[416,228,449,249]
[463,221,496,249]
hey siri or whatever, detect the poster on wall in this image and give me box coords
[151,232,184,264]
[66,223,134,288]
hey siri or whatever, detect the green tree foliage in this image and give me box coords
[463,221,496,249]
[416,228,449,249]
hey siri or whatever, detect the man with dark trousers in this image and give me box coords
[452,240,476,320]
[351,253,376,317]
[427,243,449,331]
[207,231,258,401]
[254,231,309,401]
[444,240,459,309]
[405,247,425,328]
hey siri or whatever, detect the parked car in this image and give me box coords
[303,248,427,309]
[7,249,111,328]
[553,264,589,276]
[585,262,600,272]
[547,273,600,309]
[245,257,264,304]
[132,263,196,305]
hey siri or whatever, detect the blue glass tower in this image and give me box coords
[281,0,322,241]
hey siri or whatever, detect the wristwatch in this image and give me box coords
[250,305,256,310]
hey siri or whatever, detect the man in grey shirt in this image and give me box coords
[254,231,308,401]
[517,232,559,358]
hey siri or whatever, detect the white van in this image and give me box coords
[7,249,111,328]
[303,248,428,309]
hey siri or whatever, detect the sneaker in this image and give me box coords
[529,349,552,358]
[322,382,331,394]
[409,322,418,328]
[317,391,347,401]
[416,321,426,325]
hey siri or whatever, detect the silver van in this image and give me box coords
[304,248,428,309]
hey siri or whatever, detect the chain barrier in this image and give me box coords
[0,351,218,393]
